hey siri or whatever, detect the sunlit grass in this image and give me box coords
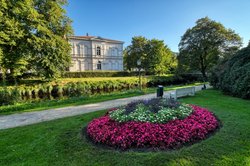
[0,89,250,165]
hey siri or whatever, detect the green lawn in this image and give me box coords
[0,82,203,115]
[1,89,249,166]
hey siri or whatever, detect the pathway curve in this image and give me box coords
[0,84,210,130]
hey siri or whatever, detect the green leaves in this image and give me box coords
[124,36,177,75]
[178,17,242,79]
[210,45,250,99]
[109,99,193,123]
[0,0,73,81]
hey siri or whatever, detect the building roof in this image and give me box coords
[68,35,124,44]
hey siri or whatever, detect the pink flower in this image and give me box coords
[87,105,219,149]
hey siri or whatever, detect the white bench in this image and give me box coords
[170,87,195,99]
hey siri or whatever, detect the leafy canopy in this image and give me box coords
[178,17,242,79]
[210,44,250,99]
[0,0,73,80]
[124,36,177,75]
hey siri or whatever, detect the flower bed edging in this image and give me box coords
[86,105,220,150]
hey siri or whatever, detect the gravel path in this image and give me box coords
[0,84,210,130]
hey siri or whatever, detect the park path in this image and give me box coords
[0,85,210,130]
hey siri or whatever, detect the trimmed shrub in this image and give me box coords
[147,74,202,86]
[0,87,21,106]
[0,73,202,105]
[62,71,146,78]
[210,45,250,99]
[0,77,144,103]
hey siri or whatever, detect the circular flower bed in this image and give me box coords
[86,98,219,150]
[109,98,193,123]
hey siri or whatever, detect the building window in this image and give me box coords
[97,46,101,55]
[84,46,88,55]
[97,61,102,70]
[77,45,81,56]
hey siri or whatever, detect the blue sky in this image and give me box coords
[65,0,250,52]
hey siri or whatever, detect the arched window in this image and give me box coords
[97,61,102,70]
[84,46,88,55]
[77,45,81,56]
[96,46,101,55]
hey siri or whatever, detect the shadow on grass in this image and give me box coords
[1,89,250,166]
[50,90,250,166]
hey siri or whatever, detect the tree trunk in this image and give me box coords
[200,49,208,81]
[201,67,207,81]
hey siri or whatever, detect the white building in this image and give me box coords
[68,35,124,71]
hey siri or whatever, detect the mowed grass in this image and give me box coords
[1,89,250,166]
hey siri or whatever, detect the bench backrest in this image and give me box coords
[176,87,195,97]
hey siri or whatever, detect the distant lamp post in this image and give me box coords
[137,59,142,91]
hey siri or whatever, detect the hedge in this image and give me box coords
[147,74,203,86]
[0,74,202,106]
[210,45,250,99]
[61,71,147,78]
[0,78,146,106]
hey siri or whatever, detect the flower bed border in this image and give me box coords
[84,105,221,151]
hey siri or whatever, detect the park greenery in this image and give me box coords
[178,17,242,80]
[210,43,250,99]
[0,83,203,115]
[109,98,193,123]
[0,75,202,107]
[123,36,177,75]
[1,90,249,165]
[0,1,250,164]
[0,0,72,81]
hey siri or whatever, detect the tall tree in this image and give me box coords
[144,39,175,75]
[123,36,148,71]
[31,0,73,79]
[0,0,72,81]
[0,0,32,80]
[178,17,242,79]
[124,36,176,74]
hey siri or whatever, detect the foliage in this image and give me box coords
[87,105,219,149]
[123,36,148,71]
[109,98,192,123]
[0,0,72,80]
[210,44,250,99]
[0,77,147,105]
[147,74,203,86]
[0,74,203,106]
[178,17,242,79]
[0,83,202,115]
[62,71,145,78]
[124,36,177,74]
[0,90,250,165]
[0,87,21,105]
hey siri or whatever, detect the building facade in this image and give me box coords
[68,35,124,71]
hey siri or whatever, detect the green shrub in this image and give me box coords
[61,71,146,78]
[147,74,202,86]
[0,77,144,105]
[0,74,202,106]
[210,45,250,99]
[0,87,21,106]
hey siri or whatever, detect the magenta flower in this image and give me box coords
[87,105,219,150]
